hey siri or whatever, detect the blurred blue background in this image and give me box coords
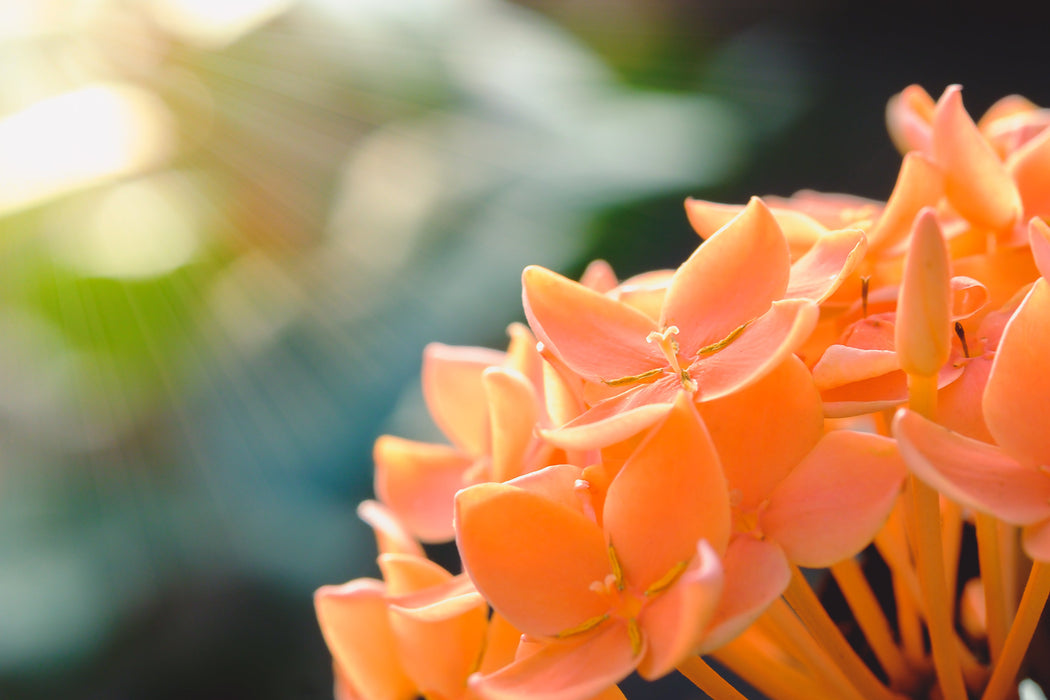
[0,1,1047,698]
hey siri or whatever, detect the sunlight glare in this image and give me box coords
[0,83,174,216]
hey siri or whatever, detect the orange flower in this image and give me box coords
[696,356,907,649]
[455,393,728,700]
[375,323,566,541]
[894,278,1050,560]
[524,198,826,449]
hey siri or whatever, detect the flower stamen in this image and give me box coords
[647,326,698,392]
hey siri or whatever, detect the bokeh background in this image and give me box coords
[0,1,1047,698]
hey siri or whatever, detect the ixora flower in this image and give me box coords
[374,323,569,542]
[454,393,729,700]
[523,197,863,448]
[894,277,1050,559]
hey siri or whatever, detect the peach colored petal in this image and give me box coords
[979,94,1039,133]
[895,208,951,376]
[983,279,1050,467]
[540,385,674,451]
[540,353,585,427]
[612,270,673,322]
[685,198,829,258]
[933,85,1022,230]
[894,409,1050,525]
[378,553,451,596]
[867,151,943,252]
[1030,217,1050,282]
[503,464,587,514]
[950,276,989,321]
[761,431,906,568]
[504,322,544,390]
[820,373,908,418]
[663,197,790,356]
[812,345,899,390]
[699,355,822,508]
[356,500,424,558]
[687,298,819,402]
[455,481,610,637]
[682,199,746,238]
[937,355,994,443]
[387,578,489,700]
[952,244,1040,311]
[1022,520,1050,563]
[423,343,504,457]
[315,579,417,700]
[478,612,524,675]
[886,84,935,155]
[698,536,790,654]
[784,227,867,303]
[636,540,724,679]
[764,190,882,230]
[522,265,661,381]
[483,367,540,483]
[1007,126,1050,219]
[468,621,639,700]
[579,259,618,293]
[373,435,473,543]
[603,392,730,589]
[388,573,483,621]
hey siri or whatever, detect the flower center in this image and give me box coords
[646,326,698,392]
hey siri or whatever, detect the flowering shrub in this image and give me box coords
[315,84,1050,700]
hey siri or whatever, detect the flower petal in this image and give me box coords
[698,536,790,654]
[315,579,417,700]
[455,480,611,637]
[484,367,541,483]
[663,197,790,357]
[983,279,1050,467]
[886,84,935,155]
[479,612,524,675]
[523,265,661,381]
[1030,217,1050,282]
[636,540,724,679]
[699,355,823,508]
[374,435,472,543]
[469,621,639,700]
[603,392,730,589]
[785,227,867,304]
[933,85,1022,231]
[540,384,674,451]
[378,553,451,596]
[387,577,489,700]
[894,408,1050,525]
[761,431,906,567]
[356,500,424,558]
[867,151,943,252]
[684,198,828,258]
[1022,520,1050,563]
[688,299,819,402]
[423,342,504,456]
[1007,126,1050,219]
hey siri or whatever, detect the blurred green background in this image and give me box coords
[0,1,1047,698]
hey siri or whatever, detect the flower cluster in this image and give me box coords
[315,84,1050,700]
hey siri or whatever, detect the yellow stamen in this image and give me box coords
[647,325,699,392]
[602,367,664,387]
[608,545,625,591]
[556,614,609,639]
[627,618,643,656]
[696,322,749,356]
[644,560,688,597]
